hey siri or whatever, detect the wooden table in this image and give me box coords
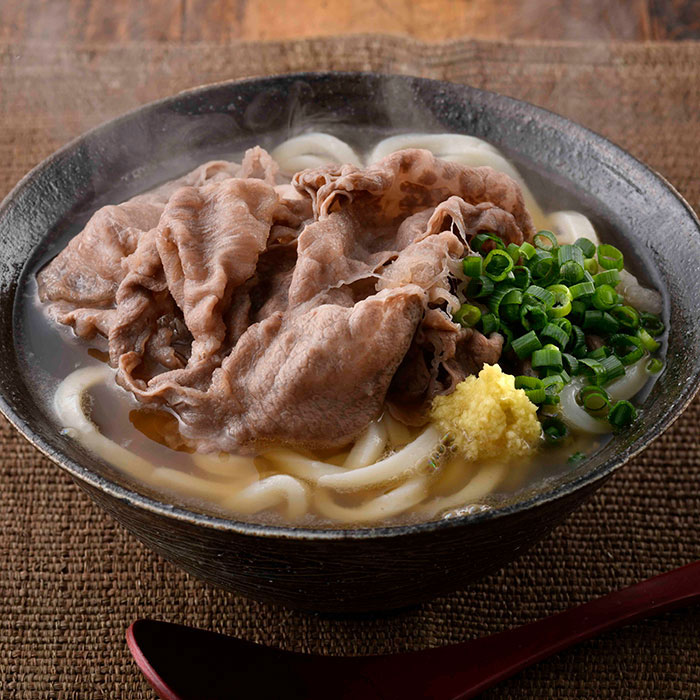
[1,0,699,43]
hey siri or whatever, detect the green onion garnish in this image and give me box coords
[646,357,663,374]
[570,281,595,299]
[560,261,585,285]
[592,269,620,287]
[483,249,515,281]
[532,344,563,369]
[519,241,536,259]
[640,312,665,337]
[529,251,555,280]
[546,284,573,318]
[562,352,579,375]
[525,388,546,404]
[600,354,626,384]
[524,285,555,308]
[506,243,521,263]
[541,322,569,348]
[592,284,618,311]
[512,266,532,290]
[568,451,586,464]
[542,416,569,444]
[609,334,645,365]
[583,310,619,335]
[584,257,598,275]
[597,243,624,271]
[453,304,482,328]
[611,305,640,330]
[473,232,506,254]
[520,303,548,331]
[466,275,495,299]
[578,358,607,384]
[533,230,558,251]
[587,346,609,361]
[515,376,542,390]
[637,327,660,352]
[512,330,542,359]
[500,324,514,352]
[608,400,637,428]
[574,237,596,258]
[480,312,499,335]
[578,385,610,415]
[462,256,482,277]
[487,286,512,315]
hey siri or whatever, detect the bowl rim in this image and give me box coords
[1,70,699,541]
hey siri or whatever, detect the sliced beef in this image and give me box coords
[39,147,535,451]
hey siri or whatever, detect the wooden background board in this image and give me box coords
[1,0,699,43]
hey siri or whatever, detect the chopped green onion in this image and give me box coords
[483,249,515,281]
[558,244,585,267]
[552,317,572,336]
[600,354,626,384]
[480,312,499,335]
[512,266,532,290]
[560,261,585,285]
[637,327,660,352]
[519,241,536,259]
[541,374,566,395]
[578,358,607,384]
[466,275,495,298]
[542,394,561,406]
[569,300,587,323]
[546,284,573,318]
[500,304,521,323]
[568,325,586,349]
[506,243,522,263]
[592,284,618,311]
[473,233,506,254]
[542,416,569,444]
[609,334,645,365]
[640,312,665,337]
[562,352,579,375]
[587,346,609,361]
[529,251,556,280]
[593,269,620,287]
[487,286,512,315]
[574,237,596,258]
[520,303,548,331]
[532,344,563,369]
[646,357,664,374]
[541,322,569,348]
[611,305,640,331]
[583,310,619,334]
[534,230,559,250]
[512,330,542,359]
[568,451,586,464]
[570,281,595,299]
[462,256,482,277]
[609,400,637,428]
[500,324,514,352]
[525,388,546,404]
[597,243,624,271]
[584,258,598,275]
[501,289,523,306]
[578,385,610,415]
[453,304,482,328]
[515,376,542,390]
[525,285,555,308]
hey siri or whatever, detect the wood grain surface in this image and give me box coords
[1,0,698,43]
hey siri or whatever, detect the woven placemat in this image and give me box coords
[1,37,698,699]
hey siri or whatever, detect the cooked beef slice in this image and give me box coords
[39,147,534,451]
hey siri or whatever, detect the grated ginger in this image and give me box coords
[429,364,542,462]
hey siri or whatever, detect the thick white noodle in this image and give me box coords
[318,426,441,492]
[314,477,429,524]
[383,412,413,448]
[605,357,651,402]
[221,475,310,520]
[54,366,156,479]
[420,462,506,517]
[271,133,362,174]
[343,419,388,469]
[369,133,548,230]
[618,269,663,314]
[558,380,611,434]
[191,451,259,481]
[262,448,345,482]
[550,211,600,246]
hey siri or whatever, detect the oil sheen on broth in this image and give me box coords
[16,131,666,528]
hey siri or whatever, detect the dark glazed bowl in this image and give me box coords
[1,73,699,612]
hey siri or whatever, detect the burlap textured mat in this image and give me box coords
[1,37,698,699]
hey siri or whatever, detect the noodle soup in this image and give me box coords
[16,132,667,527]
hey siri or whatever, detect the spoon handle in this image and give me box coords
[395,559,700,699]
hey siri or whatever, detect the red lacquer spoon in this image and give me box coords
[127,561,699,700]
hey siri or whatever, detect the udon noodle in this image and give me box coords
[32,131,664,527]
